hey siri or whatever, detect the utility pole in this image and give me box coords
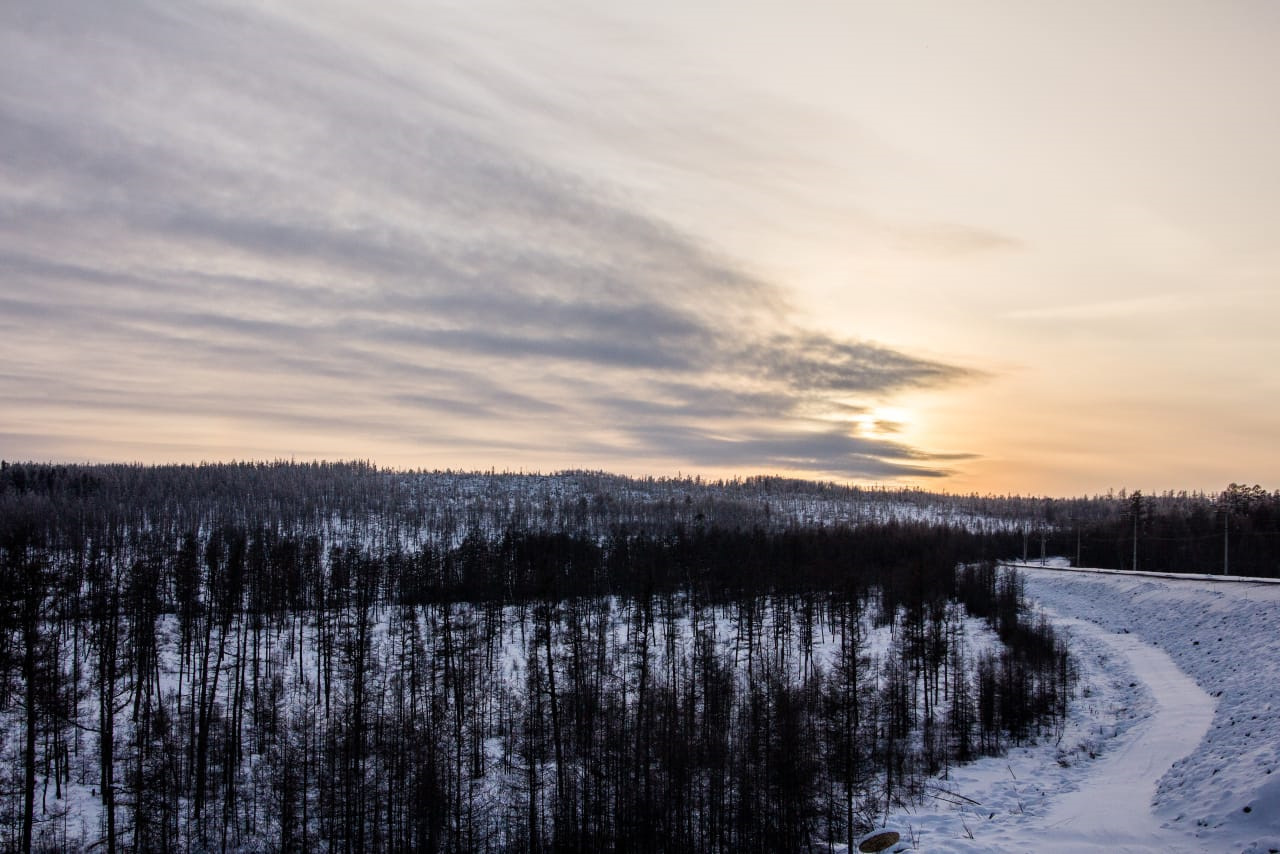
[1223,507,1230,576]
[1132,512,1138,572]
[1128,491,1142,572]
[1040,530,1046,566]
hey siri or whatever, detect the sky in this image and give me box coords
[2,0,1278,496]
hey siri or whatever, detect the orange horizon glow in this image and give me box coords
[3,1,1279,497]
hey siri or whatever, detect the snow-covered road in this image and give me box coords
[1020,567,1280,854]
[1037,617,1215,853]
[884,564,1280,853]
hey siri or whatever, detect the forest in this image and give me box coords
[1030,484,1280,577]
[1,461,1075,851]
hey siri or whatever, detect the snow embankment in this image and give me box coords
[1020,566,1280,854]
[1037,617,1215,852]
[883,564,1279,853]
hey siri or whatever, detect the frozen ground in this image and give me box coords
[878,562,1280,853]
[14,560,1278,851]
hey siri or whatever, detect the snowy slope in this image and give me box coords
[1036,617,1214,852]
[881,563,1280,853]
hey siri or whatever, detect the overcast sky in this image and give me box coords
[3,0,1278,495]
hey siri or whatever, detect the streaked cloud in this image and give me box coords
[0,0,977,480]
[892,223,1023,258]
[1003,294,1195,322]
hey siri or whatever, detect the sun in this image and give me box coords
[856,406,913,437]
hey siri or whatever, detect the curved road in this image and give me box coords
[1036,616,1216,853]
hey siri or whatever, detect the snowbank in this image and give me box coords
[1022,567,1280,854]
[880,564,1280,853]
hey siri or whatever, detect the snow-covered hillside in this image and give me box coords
[883,563,1280,854]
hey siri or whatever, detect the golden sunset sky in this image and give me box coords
[2,1,1278,495]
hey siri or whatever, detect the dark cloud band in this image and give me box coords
[0,0,978,480]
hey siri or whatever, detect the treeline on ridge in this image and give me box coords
[1030,484,1280,577]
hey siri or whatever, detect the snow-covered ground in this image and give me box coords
[15,558,1278,851]
[879,562,1280,854]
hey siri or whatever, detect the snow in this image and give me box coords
[879,562,1280,854]
[1037,617,1215,852]
[14,552,1280,852]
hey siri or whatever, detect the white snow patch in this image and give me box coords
[1036,617,1215,852]
[884,565,1280,854]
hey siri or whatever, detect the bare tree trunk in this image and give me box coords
[99,588,119,854]
[21,604,38,854]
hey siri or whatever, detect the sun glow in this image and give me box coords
[855,406,913,437]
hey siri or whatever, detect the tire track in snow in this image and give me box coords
[1037,616,1216,853]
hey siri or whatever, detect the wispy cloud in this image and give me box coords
[0,0,979,480]
[1003,294,1195,321]
[893,222,1023,258]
